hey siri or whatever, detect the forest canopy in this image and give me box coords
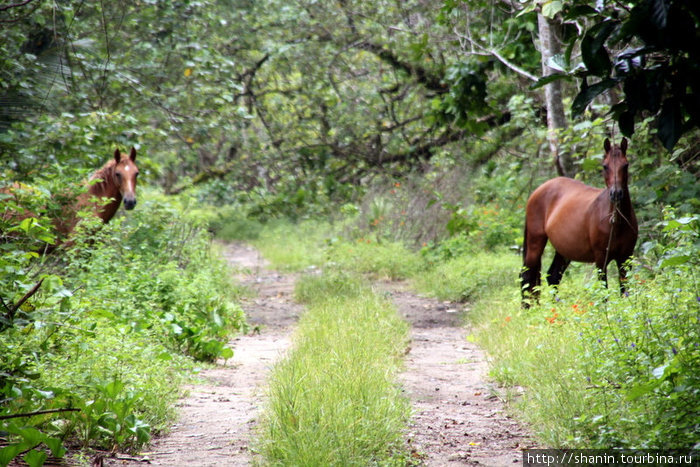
[1,0,697,205]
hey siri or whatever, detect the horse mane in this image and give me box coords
[88,159,117,195]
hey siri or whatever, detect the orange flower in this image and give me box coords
[394,182,401,187]
[504,316,512,323]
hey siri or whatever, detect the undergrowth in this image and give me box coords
[1,191,247,466]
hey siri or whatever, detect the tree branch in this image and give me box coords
[0,407,80,420]
[0,0,36,12]
[354,41,448,93]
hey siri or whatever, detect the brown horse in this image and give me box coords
[1,147,139,244]
[520,138,638,307]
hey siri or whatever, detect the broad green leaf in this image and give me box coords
[659,255,690,268]
[23,449,47,467]
[571,78,617,116]
[541,0,563,18]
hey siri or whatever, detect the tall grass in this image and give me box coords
[413,247,519,302]
[418,245,700,449]
[256,272,411,465]
[252,219,331,272]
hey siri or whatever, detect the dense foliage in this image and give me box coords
[1,193,246,464]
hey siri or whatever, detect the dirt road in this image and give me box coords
[107,243,533,466]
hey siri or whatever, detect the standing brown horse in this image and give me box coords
[520,138,638,307]
[2,147,139,244]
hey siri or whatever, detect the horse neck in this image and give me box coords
[86,164,122,223]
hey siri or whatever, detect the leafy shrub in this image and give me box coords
[461,214,699,448]
[207,205,263,241]
[1,190,247,465]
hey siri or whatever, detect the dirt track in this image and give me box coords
[106,243,533,466]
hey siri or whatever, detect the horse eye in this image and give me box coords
[602,164,609,171]
[116,172,122,179]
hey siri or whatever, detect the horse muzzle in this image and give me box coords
[609,188,624,204]
[123,197,137,210]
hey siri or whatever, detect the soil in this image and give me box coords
[105,243,534,466]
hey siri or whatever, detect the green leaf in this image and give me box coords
[626,380,660,401]
[581,21,616,76]
[43,437,66,458]
[530,73,569,90]
[220,347,234,359]
[650,0,669,29]
[657,99,682,151]
[0,444,25,467]
[619,111,635,136]
[541,0,563,18]
[23,449,47,467]
[659,255,690,268]
[571,78,618,116]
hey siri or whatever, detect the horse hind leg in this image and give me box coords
[521,226,547,308]
[546,251,570,288]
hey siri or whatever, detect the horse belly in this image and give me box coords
[544,204,596,263]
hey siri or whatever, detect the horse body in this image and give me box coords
[521,138,637,306]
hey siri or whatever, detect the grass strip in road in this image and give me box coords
[255,271,412,466]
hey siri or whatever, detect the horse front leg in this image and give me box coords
[617,257,631,296]
[546,251,570,288]
[594,254,610,289]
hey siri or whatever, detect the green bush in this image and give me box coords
[459,215,700,448]
[325,237,423,280]
[1,190,247,465]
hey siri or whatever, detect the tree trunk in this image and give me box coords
[537,13,573,177]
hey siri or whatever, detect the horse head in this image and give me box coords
[113,147,139,210]
[602,138,629,206]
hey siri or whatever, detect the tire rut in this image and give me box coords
[383,281,535,466]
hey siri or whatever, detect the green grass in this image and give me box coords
[412,248,520,302]
[256,271,411,466]
[417,245,700,449]
[252,219,331,272]
[326,238,423,280]
[235,217,699,451]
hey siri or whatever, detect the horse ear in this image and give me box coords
[620,137,628,153]
[129,147,137,162]
[604,138,611,153]
[114,148,121,164]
